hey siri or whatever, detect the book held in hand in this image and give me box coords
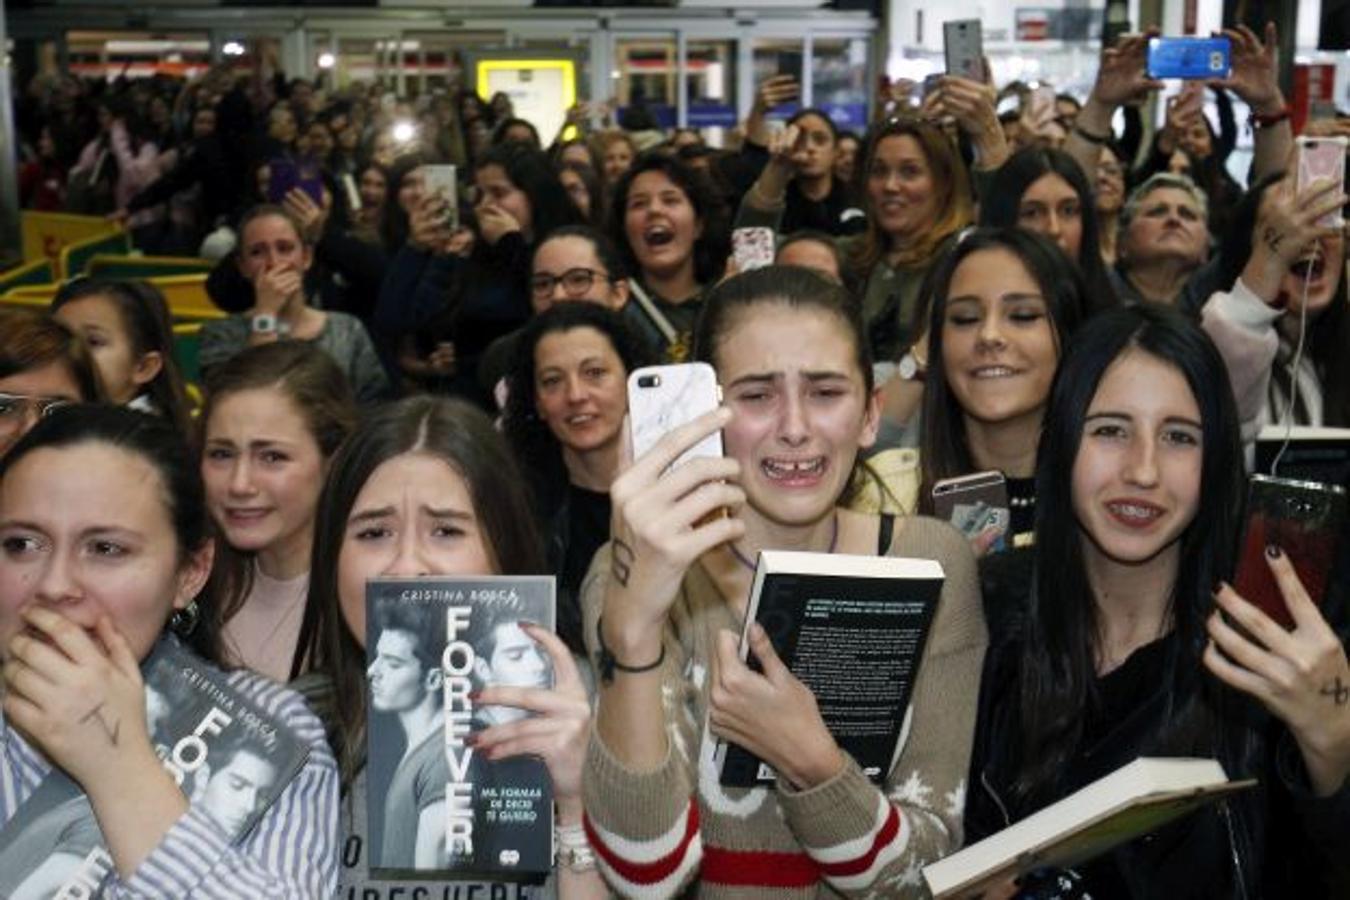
[715,550,944,787]
[921,757,1256,899]
[365,576,555,882]
[0,638,310,899]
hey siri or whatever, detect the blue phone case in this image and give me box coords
[1147,37,1231,79]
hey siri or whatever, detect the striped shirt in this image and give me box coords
[0,664,339,898]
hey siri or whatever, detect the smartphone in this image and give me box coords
[1295,136,1348,229]
[341,172,361,212]
[267,158,324,205]
[1025,85,1056,127]
[943,20,983,81]
[422,164,460,231]
[1147,36,1231,80]
[732,227,775,272]
[628,363,723,470]
[1233,475,1348,629]
[932,470,1010,553]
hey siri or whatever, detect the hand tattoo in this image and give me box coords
[1320,676,1349,707]
[612,539,635,588]
[80,702,121,746]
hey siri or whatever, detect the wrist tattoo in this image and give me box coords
[612,539,635,588]
[1320,676,1349,707]
[80,702,121,746]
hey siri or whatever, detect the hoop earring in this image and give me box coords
[171,599,200,637]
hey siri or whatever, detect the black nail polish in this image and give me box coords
[1265,544,1281,559]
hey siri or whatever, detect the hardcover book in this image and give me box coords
[921,757,1255,899]
[365,576,555,882]
[715,550,944,787]
[0,638,311,899]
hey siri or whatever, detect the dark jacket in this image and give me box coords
[966,561,1350,899]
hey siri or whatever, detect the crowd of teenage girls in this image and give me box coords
[1,19,1348,899]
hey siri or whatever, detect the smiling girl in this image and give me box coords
[919,228,1091,544]
[740,118,972,362]
[965,304,1350,897]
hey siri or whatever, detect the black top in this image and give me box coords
[780,178,865,238]
[966,566,1350,898]
[550,484,612,656]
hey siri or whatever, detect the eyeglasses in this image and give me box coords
[0,392,72,429]
[529,268,614,298]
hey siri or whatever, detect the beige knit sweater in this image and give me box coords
[580,516,987,898]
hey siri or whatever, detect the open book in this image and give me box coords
[922,757,1256,899]
[714,550,944,787]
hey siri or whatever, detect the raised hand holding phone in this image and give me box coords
[1205,549,1350,797]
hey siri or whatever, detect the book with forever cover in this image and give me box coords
[0,637,311,899]
[365,576,555,882]
[714,550,945,787]
[921,757,1257,899]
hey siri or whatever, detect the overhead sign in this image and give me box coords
[472,56,578,147]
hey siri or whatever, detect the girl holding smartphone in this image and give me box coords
[966,304,1350,897]
[581,266,986,897]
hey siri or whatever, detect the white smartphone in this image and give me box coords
[732,227,775,272]
[422,164,459,230]
[628,363,724,469]
[1296,136,1348,229]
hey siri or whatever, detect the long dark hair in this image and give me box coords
[1214,172,1350,427]
[1017,303,1248,810]
[51,278,192,435]
[0,404,222,664]
[296,396,546,788]
[609,153,729,289]
[501,303,652,517]
[919,228,1090,510]
[378,152,427,254]
[979,147,1119,311]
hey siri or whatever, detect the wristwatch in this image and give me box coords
[250,313,279,335]
[897,347,927,382]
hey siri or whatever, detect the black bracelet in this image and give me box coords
[1073,124,1110,145]
[595,615,665,684]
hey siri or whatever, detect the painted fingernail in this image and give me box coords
[464,733,479,747]
[467,691,481,703]
[1266,544,1282,559]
